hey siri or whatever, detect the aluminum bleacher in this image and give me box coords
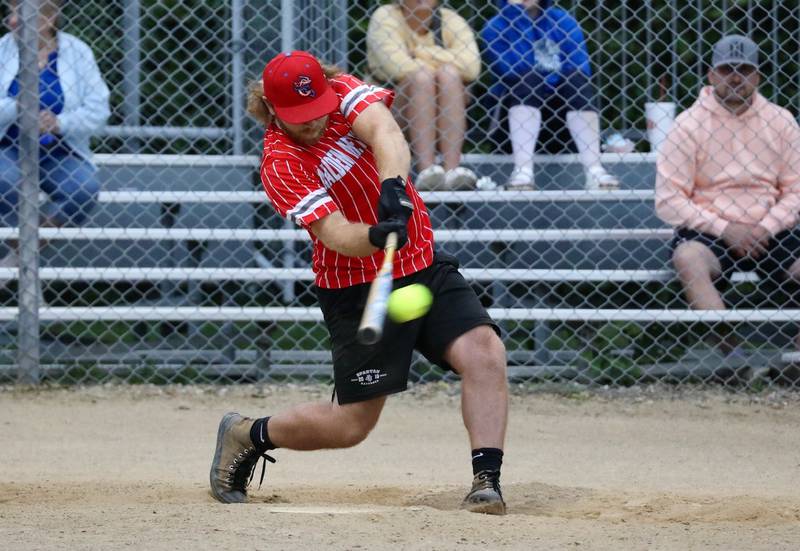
[3,153,797,378]
[1,153,793,321]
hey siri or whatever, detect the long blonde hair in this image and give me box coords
[246,63,344,127]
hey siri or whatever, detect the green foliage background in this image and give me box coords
[349,0,800,138]
[3,1,798,151]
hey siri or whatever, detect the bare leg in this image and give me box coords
[672,241,725,310]
[396,68,437,170]
[445,325,508,449]
[673,241,737,352]
[435,64,467,171]
[267,395,386,450]
[209,394,386,504]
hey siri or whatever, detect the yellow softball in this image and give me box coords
[387,283,433,323]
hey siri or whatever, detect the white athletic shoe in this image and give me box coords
[475,176,499,191]
[584,165,620,190]
[506,166,535,191]
[444,167,478,191]
[415,165,446,191]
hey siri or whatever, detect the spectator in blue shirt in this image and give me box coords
[0,0,110,267]
[482,0,618,190]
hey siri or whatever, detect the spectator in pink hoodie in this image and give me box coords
[656,35,800,349]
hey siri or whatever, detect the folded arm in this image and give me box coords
[413,10,480,82]
[367,7,427,81]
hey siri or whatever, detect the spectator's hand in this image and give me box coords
[368,215,408,250]
[376,176,414,223]
[39,111,59,134]
[722,222,758,258]
[414,45,456,67]
[747,224,771,259]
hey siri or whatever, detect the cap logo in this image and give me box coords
[729,42,744,58]
[293,75,316,98]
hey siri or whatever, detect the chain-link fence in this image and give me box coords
[1,0,799,389]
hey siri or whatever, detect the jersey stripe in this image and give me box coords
[340,84,377,119]
[286,188,333,224]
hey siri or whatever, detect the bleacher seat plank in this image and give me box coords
[95,189,655,204]
[0,227,674,241]
[0,267,759,283]
[0,306,794,323]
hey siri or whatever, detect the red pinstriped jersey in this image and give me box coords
[259,74,435,289]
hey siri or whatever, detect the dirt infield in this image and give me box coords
[1,384,799,550]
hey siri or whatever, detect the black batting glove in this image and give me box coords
[377,176,414,223]
[368,216,408,249]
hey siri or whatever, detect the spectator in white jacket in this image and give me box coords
[0,0,110,267]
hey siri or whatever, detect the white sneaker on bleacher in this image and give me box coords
[584,165,619,190]
[444,167,478,190]
[475,176,499,190]
[506,166,535,191]
[415,165,445,191]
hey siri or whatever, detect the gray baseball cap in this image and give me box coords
[711,35,759,69]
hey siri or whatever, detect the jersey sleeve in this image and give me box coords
[331,74,394,126]
[260,156,338,227]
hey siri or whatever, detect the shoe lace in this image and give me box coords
[229,448,277,492]
[473,470,503,498]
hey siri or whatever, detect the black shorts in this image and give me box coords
[670,227,800,284]
[315,252,499,405]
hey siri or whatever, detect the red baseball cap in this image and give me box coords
[262,51,339,124]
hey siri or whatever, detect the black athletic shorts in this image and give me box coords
[315,251,499,404]
[670,226,800,284]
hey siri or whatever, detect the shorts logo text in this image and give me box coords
[350,369,388,386]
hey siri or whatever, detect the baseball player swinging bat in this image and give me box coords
[357,232,398,345]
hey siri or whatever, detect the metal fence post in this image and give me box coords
[122,0,141,153]
[232,0,245,155]
[281,0,295,52]
[17,0,42,384]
